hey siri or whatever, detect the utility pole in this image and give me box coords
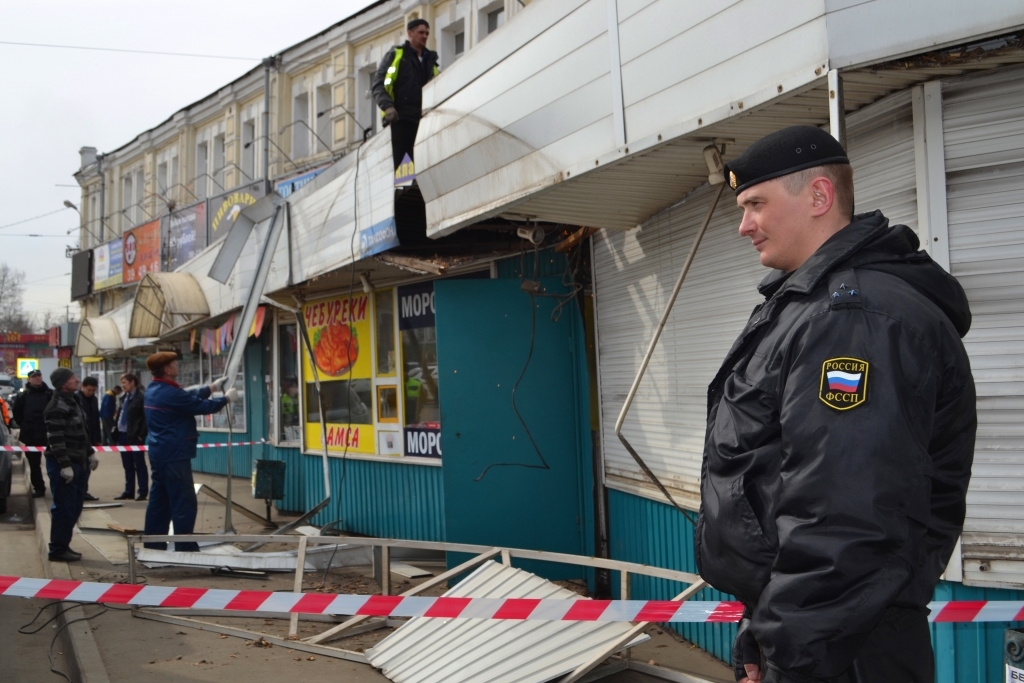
[262,57,274,194]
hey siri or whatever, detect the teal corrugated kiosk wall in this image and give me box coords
[608,488,1024,678]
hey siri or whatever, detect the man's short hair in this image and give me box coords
[81,376,98,388]
[780,163,855,219]
[407,18,429,31]
[120,373,139,386]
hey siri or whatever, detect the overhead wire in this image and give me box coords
[0,40,259,61]
[0,207,70,230]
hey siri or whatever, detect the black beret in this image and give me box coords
[723,125,849,194]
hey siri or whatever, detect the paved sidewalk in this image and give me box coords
[16,451,731,683]
[0,457,70,681]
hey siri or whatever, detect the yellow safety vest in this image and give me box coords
[382,48,440,118]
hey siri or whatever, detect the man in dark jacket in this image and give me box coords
[698,126,976,683]
[372,18,440,168]
[99,384,121,445]
[12,369,53,497]
[44,368,98,562]
[76,376,102,501]
[142,352,231,552]
[114,373,148,501]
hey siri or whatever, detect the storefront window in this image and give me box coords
[375,289,396,376]
[397,281,441,457]
[278,322,300,443]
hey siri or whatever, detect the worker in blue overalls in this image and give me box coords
[142,352,233,552]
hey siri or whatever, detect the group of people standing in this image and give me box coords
[15,352,235,562]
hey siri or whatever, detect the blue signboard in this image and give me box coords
[358,217,399,259]
[398,280,435,331]
[275,167,327,198]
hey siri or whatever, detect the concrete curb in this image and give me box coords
[24,459,112,683]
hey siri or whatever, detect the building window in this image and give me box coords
[315,85,332,154]
[278,321,300,443]
[121,174,133,230]
[195,141,209,201]
[179,347,247,432]
[487,8,505,35]
[213,134,226,190]
[134,169,144,223]
[455,31,465,56]
[375,289,396,376]
[293,91,310,159]
[170,155,179,204]
[157,162,168,199]
[242,119,256,180]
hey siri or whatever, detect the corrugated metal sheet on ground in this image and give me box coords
[366,560,647,683]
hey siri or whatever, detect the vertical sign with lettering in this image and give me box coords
[398,281,441,458]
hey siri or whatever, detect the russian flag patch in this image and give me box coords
[819,357,869,410]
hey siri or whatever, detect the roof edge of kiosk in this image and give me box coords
[130,272,212,339]
[75,316,124,357]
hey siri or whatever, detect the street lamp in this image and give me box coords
[63,200,103,245]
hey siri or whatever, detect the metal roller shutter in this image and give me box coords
[942,65,1024,588]
[592,94,918,508]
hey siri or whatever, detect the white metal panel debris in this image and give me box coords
[366,561,648,683]
[136,543,372,572]
[285,131,396,287]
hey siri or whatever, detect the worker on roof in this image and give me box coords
[372,18,440,170]
[141,352,234,553]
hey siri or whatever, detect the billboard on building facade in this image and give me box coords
[71,249,92,300]
[123,219,160,284]
[164,202,208,271]
[208,181,265,245]
[93,239,123,290]
[301,292,375,455]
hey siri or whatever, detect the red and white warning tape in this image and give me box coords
[0,440,265,453]
[2,576,1022,623]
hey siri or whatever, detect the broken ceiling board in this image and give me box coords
[390,562,432,579]
[366,561,648,683]
[77,508,118,532]
[75,528,130,565]
[136,543,372,572]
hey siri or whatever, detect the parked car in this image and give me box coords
[0,374,16,401]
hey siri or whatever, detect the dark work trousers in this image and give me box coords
[144,460,199,552]
[763,607,934,683]
[45,458,85,554]
[118,433,148,497]
[389,118,420,169]
[25,451,45,494]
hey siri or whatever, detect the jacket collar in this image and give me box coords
[757,211,890,300]
[152,377,180,389]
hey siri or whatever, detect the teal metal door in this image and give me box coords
[435,278,591,578]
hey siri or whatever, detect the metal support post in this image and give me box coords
[828,69,847,148]
[373,545,391,596]
[289,536,308,637]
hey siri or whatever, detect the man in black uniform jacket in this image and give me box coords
[697,126,976,683]
[372,18,440,169]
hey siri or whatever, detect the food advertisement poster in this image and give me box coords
[123,219,161,284]
[301,293,375,455]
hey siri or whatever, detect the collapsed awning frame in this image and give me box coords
[75,316,124,358]
[129,272,211,339]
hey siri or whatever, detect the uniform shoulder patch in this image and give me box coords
[819,357,869,411]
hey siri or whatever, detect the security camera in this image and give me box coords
[517,226,545,245]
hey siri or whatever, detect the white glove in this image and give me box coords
[211,377,229,392]
[225,387,239,403]
[88,454,99,471]
[60,466,74,483]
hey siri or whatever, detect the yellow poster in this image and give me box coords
[301,293,375,454]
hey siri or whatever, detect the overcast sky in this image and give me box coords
[1,0,377,325]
